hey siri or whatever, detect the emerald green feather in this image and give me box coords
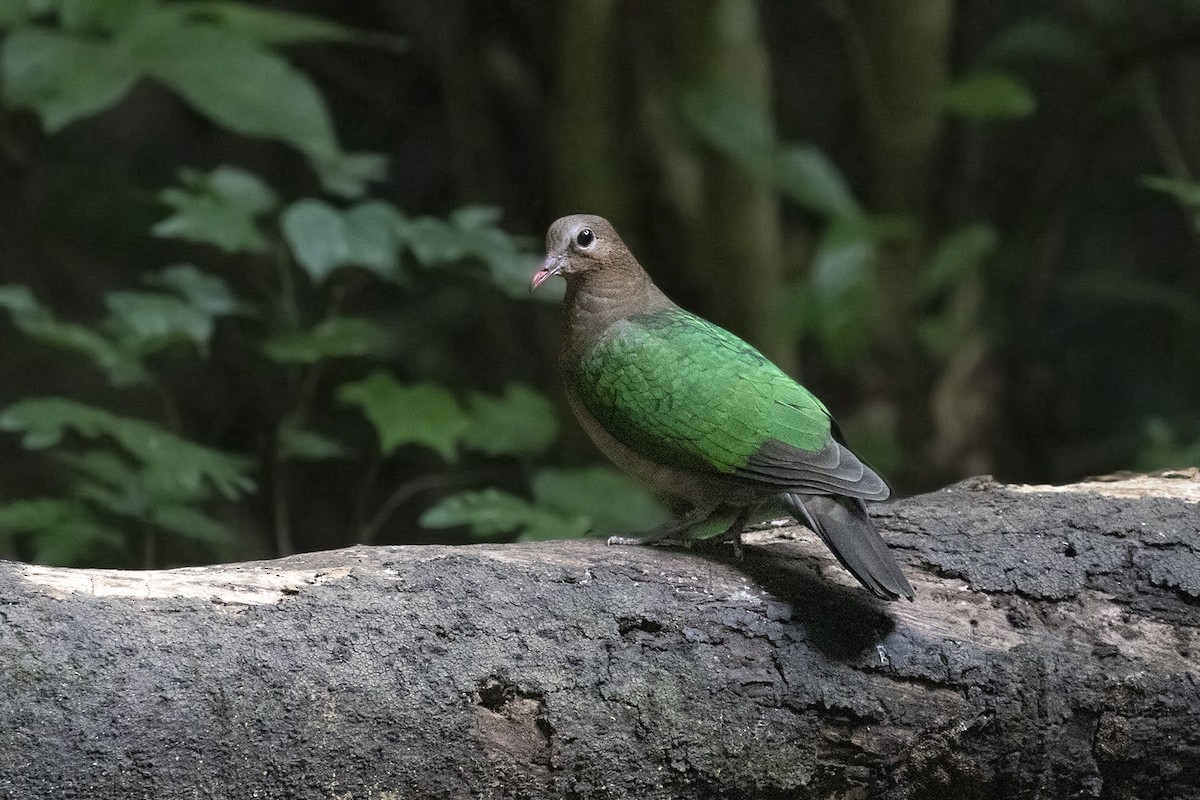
[575,307,831,475]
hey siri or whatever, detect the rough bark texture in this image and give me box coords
[1,474,1198,799]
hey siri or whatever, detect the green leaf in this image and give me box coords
[980,19,1102,71]
[0,397,255,499]
[0,2,33,27]
[278,428,350,461]
[0,497,83,532]
[146,264,250,316]
[148,504,229,544]
[774,145,860,218]
[420,467,670,542]
[178,2,355,44]
[0,497,124,566]
[59,0,157,34]
[153,166,277,253]
[0,27,137,131]
[104,290,215,350]
[309,151,389,199]
[1136,417,1200,472]
[921,224,997,299]
[131,17,340,159]
[280,199,349,282]
[795,221,880,362]
[342,201,405,279]
[1142,175,1200,209]
[73,478,148,518]
[530,467,670,535]
[262,317,394,363]
[681,87,776,176]
[462,384,558,457]
[0,284,146,384]
[280,199,404,282]
[398,206,540,298]
[943,72,1036,120]
[62,449,144,490]
[29,518,125,566]
[339,373,469,460]
[419,489,589,541]
[400,215,469,266]
[810,221,877,300]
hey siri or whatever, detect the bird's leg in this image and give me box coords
[691,506,754,562]
[608,505,754,562]
[605,505,717,547]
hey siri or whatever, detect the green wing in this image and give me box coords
[576,308,832,475]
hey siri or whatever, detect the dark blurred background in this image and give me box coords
[1,0,1197,568]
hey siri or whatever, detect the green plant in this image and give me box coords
[0,0,667,566]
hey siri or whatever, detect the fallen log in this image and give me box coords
[0,474,1198,799]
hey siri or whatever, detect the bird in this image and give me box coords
[531,214,914,601]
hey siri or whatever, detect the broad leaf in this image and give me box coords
[0,397,255,498]
[921,224,997,299]
[309,151,389,199]
[280,199,403,282]
[0,284,145,384]
[943,72,1036,120]
[810,222,877,300]
[399,206,537,297]
[0,27,137,131]
[681,87,776,177]
[148,504,229,544]
[278,428,350,461]
[794,221,880,362]
[0,497,125,566]
[419,489,589,541]
[280,200,349,282]
[263,317,394,363]
[1143,175,1200,209]
[59,0,158,34]
[342,201,404,279]
[339,373,468,460]
[29,517,125,566]
[146,264,249,316]
[400,216,469,266]
[462,384,558,457]
[530,467,670,535]
[774,145,861,218]
[0,497,85,532]
[980,19,1101,71]
[421,467,670,542]
[0,2,32,26]
[132,17,340,159]
[104,290,215,350]
[176,2,356,44]
[153,166,277,253]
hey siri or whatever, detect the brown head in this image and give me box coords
[530,214,640,292]
[531,215,672,351]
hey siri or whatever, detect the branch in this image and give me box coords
[1,473,1198,799]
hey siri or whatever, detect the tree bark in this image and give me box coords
[1,473,1198,799]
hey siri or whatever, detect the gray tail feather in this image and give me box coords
[781,493,914,601]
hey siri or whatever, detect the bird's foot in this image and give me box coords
[605,506,718,548]
[605,533,683,547]
[608,507,751,562]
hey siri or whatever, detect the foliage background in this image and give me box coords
[1,0,1197,567]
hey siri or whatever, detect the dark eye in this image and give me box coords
[575,228,594,247]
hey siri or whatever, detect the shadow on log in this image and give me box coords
[1,474,1198,799]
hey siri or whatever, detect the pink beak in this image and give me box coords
[530,255,564,292]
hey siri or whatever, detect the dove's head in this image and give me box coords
[531,214,633,291]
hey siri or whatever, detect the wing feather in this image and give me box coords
[574,308,888,500]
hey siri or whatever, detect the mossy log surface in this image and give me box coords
[1,474,1198,799]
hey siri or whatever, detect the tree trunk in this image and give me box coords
[641,0,791,370]
[1,473,1198,799]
